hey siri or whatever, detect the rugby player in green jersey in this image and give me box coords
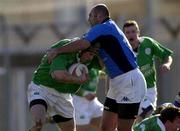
[134,106,180,131]
[27,38,100,131]
[123,20,173,123]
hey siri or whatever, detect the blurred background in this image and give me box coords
[0,0,179,130]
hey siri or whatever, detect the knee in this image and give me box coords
[30,104,47,124]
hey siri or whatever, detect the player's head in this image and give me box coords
[88,4,110,27]
[123,20,140,45]
[153,103,175,115]
[79,46,98,63]
[159,106,180,130]
[173,92,180,108]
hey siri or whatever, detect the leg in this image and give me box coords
[89,97,103,131]
[49,92,75,130]
[30,103,47,131]
[76,124,90,131]
[117,118,135,131]
[27,83,48,131]
[89,116,102,131]
[56,118,76,131]
[117,103,140,131]
[101,97,119,131]
[135,87,157,124]
[101,110,118,131]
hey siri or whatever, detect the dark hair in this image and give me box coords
[153,103,175,115]
[93,4,110,17]
[123,20,139,32]
[79,46,98,57]
[159,106,180,123]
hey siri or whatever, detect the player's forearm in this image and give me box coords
[51,71,83,84]
[56,39,90,54]
[163,56,173,67]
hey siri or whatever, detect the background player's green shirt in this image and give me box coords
[134,115,165,131]
[32,39,81,93]
[135,37,173,88]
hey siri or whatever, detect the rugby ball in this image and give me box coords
[68,63,88,76]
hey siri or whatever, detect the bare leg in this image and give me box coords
[56,118,76,131]
[101,110,118,131]
[117,118,135,131]
[29,104,46,131]
[89,116,102,131]
[76,125,90,131]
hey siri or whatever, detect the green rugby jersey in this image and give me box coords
[32,39,80,93]
[134,115,165,131]
[135,37,173,88]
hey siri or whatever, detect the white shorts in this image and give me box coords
[73,95,103,125]
[107,68,147,103]
[27,82,74,118]
[138,87,157,114]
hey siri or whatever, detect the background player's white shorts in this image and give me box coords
[27,82,74,118]
[73,95,103,125]
[107,68,147,103]
[138,87,157,114]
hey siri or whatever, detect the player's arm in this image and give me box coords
[159,55,173,73]
[152,38,173,73]
[50,54,88,84]
[48,39,90,63]
[51,70,88,84]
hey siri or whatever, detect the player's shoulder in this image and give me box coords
[51,39,72,49]
[141,36,155,42]
[140,36,158,46]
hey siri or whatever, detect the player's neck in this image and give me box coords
[131,40,139,50]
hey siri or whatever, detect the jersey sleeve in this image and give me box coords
[49,54,68,73]
[83,24,109,44]
[151,39,173,62]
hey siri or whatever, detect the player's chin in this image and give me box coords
[129,38,134,42]
[85,59,91,63]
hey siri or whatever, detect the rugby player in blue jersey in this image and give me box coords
[47,4,147,131]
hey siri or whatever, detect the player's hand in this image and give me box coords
[159,64,170,74]
[47,48,59,64]
[134,115,143,125]
[78,68,89,84]
[84,93,96,101]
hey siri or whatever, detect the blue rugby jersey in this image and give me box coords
[83,19,138,78]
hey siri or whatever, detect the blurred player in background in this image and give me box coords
[133,106,180,131]
[123,20,173,123]
[28,38,99,131]
[47,4,147,131]
[153,92,180,115]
